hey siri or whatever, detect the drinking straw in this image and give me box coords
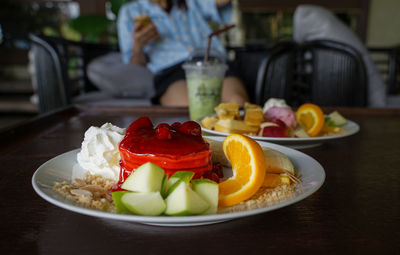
[204,24,235,63]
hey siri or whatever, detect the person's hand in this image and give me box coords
[132,22,159,54]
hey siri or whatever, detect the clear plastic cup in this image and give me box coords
[182,49,227,120]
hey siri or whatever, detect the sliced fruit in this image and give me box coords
[163,171,195,198]
[326,111,347,126]
[121,192,166,216]
[295,103,325,137]
[192,178,219,214]
[160,174,169,198]
[319,124,341,135]
[209,137,294,176]
[112,191,131,214]
[244,102,264,127]
[262,173,290,188]
[214,119,259,134]
[293,126,309,138]
[214,103,240,120]
[259,119,290,137]
[262,147,295,174]
[218,134,266,207]
[201,116,218,130]
[164,182,209,216]
[121,162,166,192]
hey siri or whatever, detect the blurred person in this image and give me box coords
[293,5,387,107]
[117,0,248,106]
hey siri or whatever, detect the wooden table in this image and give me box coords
[0,105,399,254]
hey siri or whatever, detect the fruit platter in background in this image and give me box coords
[47,117,303,218]
[201,98,349,139]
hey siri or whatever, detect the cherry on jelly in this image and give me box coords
[177,121,201,136]
[156,126,172,140]
[156,123,171,130]
[127,116,153,133]
[171,122,181,129]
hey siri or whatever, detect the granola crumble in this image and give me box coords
[217,184,298,213]
[53,173,299,215]
[53,173,117,212]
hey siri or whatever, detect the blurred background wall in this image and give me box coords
[367,0,400,47]
[0,0,400,130]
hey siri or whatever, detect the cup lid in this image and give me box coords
[185,48,226,66]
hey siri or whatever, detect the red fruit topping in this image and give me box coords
[126,116,153,134]
[118,117,212,185]
[156,126,172,140]
[171,122,181,129]
[202,171,220,183]
[200,162,224,183]
[271,118,286,127]
[177,121,202,136]
[212,162,224,178]
[261,121,290,137]
[156,123,171,130]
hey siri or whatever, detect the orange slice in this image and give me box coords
[295,103,325,137]
[218,134,266,207]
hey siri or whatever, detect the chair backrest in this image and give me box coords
[229,45,271,103]
[303,40,367,107]
[255,40,367,107]
[30,33,69,113]
[29,34,118,113]
[255,42,296,105]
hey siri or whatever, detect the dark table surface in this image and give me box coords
[0,105,399,255]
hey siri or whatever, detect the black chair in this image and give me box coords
[255,40,368,107]
[254,42,296,105]
[29,34,118,113]
[228,45,272,103]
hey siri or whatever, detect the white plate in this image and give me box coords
[32,136,325,227]
[202,121,359,149]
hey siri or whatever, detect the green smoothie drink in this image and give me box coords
[183,24,235,120]
[183,63,227,120]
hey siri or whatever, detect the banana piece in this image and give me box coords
[262,147,295,175]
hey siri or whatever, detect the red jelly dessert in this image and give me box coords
[118,117,212,186]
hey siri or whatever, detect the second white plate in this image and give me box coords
[201,121,359,149]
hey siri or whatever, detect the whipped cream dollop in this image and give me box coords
[77,123,126,181]
[263,98,290,113]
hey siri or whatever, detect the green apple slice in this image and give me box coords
[162,171,195,198]
[121,162,166,192]
[160,174,169,198]
[112,191,131,214]
[164,182,209,216]
[121,191,166,216]
[326,111,347,126]
[192,178,219,214]
[167,171,195,187]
